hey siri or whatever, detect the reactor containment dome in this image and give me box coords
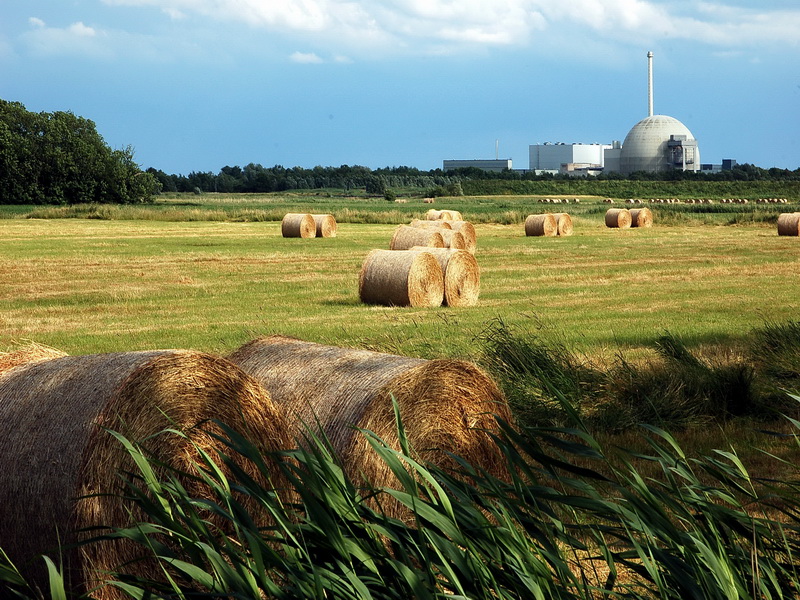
[618,115,700,176]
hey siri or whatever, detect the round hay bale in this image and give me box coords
[423,197,435,204]
[0,343,66,377]
[777,213,800,236]
[629,207,653,228]
[439,228,466,250]
[390,225,445,250]
[359,249,444,307]
[448,220,477,253]
[552,213,574,236]
[409,219,452,230]
[227,336,511,517]
[409,247,480,307]
[311,213,337,237]
[281,213,316,238]
[425,209,462,221]
[605,208,632,229]
[0,350,293,598]
[524,213,558,237]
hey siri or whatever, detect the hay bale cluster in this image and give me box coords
[359,209,480,307]
[281,213,337,238]
[525,213,574,237]
[0,336,512,593]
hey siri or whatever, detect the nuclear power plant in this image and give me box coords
[444,52,733,176]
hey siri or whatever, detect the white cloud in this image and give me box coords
[97,0,800,58]
[28,17,46,28]
[290,51,323,63]
[20,21,109,58]
[68,22,97,37]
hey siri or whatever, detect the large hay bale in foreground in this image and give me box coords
[390,225,445,250]
[0,351,292,599]
[227,336,512,516]
[409,219,452,230]
[281,213,316,238]
[448,220,477,253]
[553,213,574,236]
[410,247,480,307]
[359,249,444,307]
[0,343,66,376]
[777,213,800,236]
[312,213,337,237]
[629,207,653,228]
[605,208,632,229]
[524,213,558,237]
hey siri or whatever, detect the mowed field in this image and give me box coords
[1,201,798,362]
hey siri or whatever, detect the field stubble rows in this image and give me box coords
[0,216,797,361]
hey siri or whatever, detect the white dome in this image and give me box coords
[619,115,700,175]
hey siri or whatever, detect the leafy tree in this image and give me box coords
[0,100,159,204]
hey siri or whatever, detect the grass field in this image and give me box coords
[1,196,798,363]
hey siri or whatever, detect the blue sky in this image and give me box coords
[1,1,798,174]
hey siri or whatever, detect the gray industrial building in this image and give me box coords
[442,159,512,172]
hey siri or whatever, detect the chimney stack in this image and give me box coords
[647,51,654,117]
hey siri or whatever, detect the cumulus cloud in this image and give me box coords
[290,51,324,63]
[98,0,800,58]
[28,17,46,28]
[20,20,109,58]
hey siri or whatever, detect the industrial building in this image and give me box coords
[442,159,512,172]
[444,52,730,176]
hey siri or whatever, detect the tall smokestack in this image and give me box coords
[647,51,654,117]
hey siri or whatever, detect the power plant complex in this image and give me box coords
[444,52,734,176]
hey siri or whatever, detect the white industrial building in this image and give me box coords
[528,143,612,173]
[442,52,727,176]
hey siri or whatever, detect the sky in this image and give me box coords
[1,1,799,175]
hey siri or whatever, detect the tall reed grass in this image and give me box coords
[4,398,800,599]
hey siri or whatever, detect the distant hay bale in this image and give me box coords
[524,213,558,237]
[448,220,477,253]
[227,336,511,517]
[777,213,800,236]
[390,225,445,250]
[605,208,632,229]
[281,213,316,238]
[359,249,444,307]
[409,219,453,230]
[423,197,435,204]
[0,350,293,599]
[0,343,66,376]
[409,247,479,307]
[426,209,462,221]
[553,213,574,236]
[311,213,337,237]
[629,207,653,228]
[439,228,467,250]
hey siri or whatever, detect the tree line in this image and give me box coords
[2,99,798,205]
[0,100,159,205]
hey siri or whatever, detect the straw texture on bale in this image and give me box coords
[524,213,558,237]
[629,207,653,228]
[281,212,316,238]
[227,336,511,517]
[410,247,480,307]
[777,213,800,236]
[425,209,463,221]
[553,213,574,236]
[409,219,452,230]
[389,224,446,250]
[359,249,444,307]
[0,350,293,599]
[311,213,337,237]
[439,228,467,250]
[447,220,477,253]
[605,208,632,229]
[0,343,66,377]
